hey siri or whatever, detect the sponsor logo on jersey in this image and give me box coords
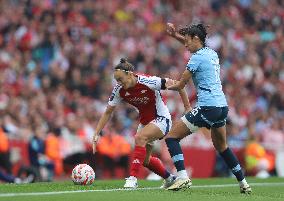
[128,97,150,105]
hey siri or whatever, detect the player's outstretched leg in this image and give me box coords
[165,137,192,190]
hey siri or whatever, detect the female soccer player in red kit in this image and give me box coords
[92,58,191,188]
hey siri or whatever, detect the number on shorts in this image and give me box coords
[191,107,200,116]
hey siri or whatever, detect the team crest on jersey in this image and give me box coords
[125,92,130,96]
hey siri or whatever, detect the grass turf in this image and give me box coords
[0,177,283,201]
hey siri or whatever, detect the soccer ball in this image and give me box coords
[71,164,95,185]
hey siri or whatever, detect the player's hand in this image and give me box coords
[165,78,177,89]
[92,134,100,154]
[166,23,177,37]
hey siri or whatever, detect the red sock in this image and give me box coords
[130,146,146,177]
[145,157,170,179]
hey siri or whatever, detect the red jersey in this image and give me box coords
[108,75,171,125]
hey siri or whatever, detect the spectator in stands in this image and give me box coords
[61,113,90,173]
[261,119,284,152]
[28,127,55,181]
[0,169,33,184]
[245,137,275,178]
[97,127,131,178]
[0,125,12,174]
[45,129,63,176]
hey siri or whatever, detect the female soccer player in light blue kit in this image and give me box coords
[164,23,252,194]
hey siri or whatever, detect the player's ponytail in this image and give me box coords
[196,24,207,37]
[115,58,134,73]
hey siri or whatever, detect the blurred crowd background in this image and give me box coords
[0,0,283,182]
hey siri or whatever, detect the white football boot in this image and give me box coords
[166,177,192,191]
[160,175,177,189]
[124,176,138,189]
[240,184,252,194]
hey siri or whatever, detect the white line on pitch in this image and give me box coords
[0,182,284,197]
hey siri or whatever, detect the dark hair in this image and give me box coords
[114,58,134,73]
[178,23,208,46]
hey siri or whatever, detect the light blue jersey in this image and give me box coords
[186,47,227,107]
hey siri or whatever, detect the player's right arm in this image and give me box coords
[178,88,192,113]
[166,78,192,113]
[92,85,122,154]
[166,23,185,44]
[92,105,116,154]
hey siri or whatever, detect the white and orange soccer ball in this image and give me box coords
[71,164,95,185]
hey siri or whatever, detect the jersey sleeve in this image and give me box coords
[138,75,163,90]
[186,54,201,73]
[108,85,122,106]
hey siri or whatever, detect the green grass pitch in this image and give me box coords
[0,177,283,201]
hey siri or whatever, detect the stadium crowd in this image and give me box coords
[0,0,283,180]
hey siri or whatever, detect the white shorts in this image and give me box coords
[137,116,172,136]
